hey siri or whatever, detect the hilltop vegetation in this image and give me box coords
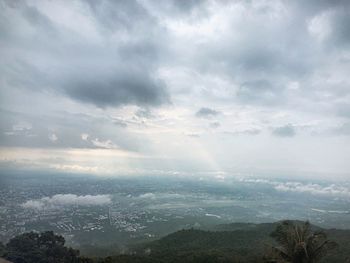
[130,221,349,263]
[1,221,350,263]
[0,232,91,263]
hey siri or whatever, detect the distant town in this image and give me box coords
[1,173,349,248]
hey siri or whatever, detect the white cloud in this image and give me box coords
[239,177,350,198]
[22,194,112,210]
[274,182,350,198]
[49,133,58,142]
[138,192,183,200]
[139,193,156,199]
[91,138,118,149]
[12,122,32,131]
[81,133,89,141]
[239,178,271,184]
[1,0,350,178]
[308,11,332,41]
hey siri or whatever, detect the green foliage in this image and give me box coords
[2,221,350,263]
[268,221,338,263]
[96,255,163,263]
[131,228,273,262]
[0,241,6,257]
[4,231,92,263]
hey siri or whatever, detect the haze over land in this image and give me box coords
[0,0,350,179]
[1,172,349,251]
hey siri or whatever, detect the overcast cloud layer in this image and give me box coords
[0,0,350,179]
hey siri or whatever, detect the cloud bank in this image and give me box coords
[0,0,350,177]
[240,178,350,198]
[274,182,350,198]
[22,194,112,210]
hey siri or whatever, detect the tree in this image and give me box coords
[0,241,6,257]
[268,221,337,263]
[5,231,92,263]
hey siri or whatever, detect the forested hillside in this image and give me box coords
[2,221,350,263]
[132,221,350,263]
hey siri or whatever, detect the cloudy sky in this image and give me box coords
[1,0,350,179]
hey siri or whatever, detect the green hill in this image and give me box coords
[3,221,350,263]
[129,221,350,263]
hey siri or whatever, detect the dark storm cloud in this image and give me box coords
[329,9,350,47]
[2,0,349,111]
[167,0,206,13]
[63,69,168,108]
[291,0,350,50]
[292,0,350,16]
[144,0,208,17]
[186,5,316,109]
[21,5,56,34]
[0,0,170,108]
[207,43,312,80]
[0,1,58,49]
[272,124,296,137]
[0,0,349,176]
[1,0,350,156]
[195,107,220,118]
[178,0,350,116]
[85,0,154,32]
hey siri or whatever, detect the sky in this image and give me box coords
[0,0,350,180]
